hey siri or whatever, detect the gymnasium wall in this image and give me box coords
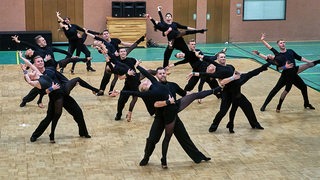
[1,0,319,44]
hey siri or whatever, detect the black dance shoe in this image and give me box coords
[86,66,96,72]
[137,35,145,44]
[213,86,222,96]
[208,124,218,132]
[304,104,315,110]
[313,59,320,65]
[161,158,168,169]
[226,123,235,133]
[20,101,26,107]
[204,157,211,161]
[260,105,266,112]
[253,124,264,130]
[30,136,37,142]
[139,157,149,166]
[115,113,122,121]
[96,90,104,96]
[49,134,55,143]
[200,29,208,33]
[80,134,91,138]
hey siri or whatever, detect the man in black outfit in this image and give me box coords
[86,29,145,96]
[259,33,316,111]
[114,48,141,121]
[29,56,91,142]
[208,52,266,132]
[162,12,198,68]
[56,11,98,72]
[139,67,211,167]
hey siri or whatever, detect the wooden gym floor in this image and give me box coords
[0,60,319,179]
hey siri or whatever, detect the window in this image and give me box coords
[243,0,286,21]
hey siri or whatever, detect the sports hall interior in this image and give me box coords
[0,0,319,179]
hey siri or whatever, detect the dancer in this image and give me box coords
[114,48,141,121]
[12,35,90,107]
[252,49,319,112]
[86,29,145,96]
[20,52,95,142]
[159,8,200,68]
[259,33,316,111]
[122,66,220,168]
[188,52,267,133]
[56,11,98,73]
[145,6,206,50]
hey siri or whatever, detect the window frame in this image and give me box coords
[243,0,287,21]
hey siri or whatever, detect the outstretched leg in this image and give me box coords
[177,88,221,112]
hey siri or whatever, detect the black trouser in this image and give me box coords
[99,67,112,91]
[211,91,233,127]
[284,73,310,105]
[62,95,89,136]
[22,87,45,105]
[212,63,268,128]
[31,93,89,139]
[142,113,207,163]
[163,37,189,67]
[31,92,63,139]
[228,94,262,129]
[184,76,200,91]
[68,40,92,69]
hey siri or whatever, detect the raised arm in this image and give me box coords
[137,65,158,83]
[56,11,64,22]
[12,35,38,50]
[219,71,241,86]
[18,51,41,74]
[260,33,272,49]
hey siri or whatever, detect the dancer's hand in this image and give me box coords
[260,33,266,41]
[44,55,52,62]
[11,35,20,43]
[127,69,136,76]
[20,63,27,71]
[252,50,259,55]
[284,61,294,69]
[167,95,175,104]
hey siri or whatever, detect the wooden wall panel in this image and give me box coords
[173,0,197,42]
[25,0,83,42]
[206,0,230,43]
[25,0,35,30]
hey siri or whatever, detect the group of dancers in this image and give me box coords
[16,6,319,168]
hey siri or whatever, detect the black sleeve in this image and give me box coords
[137,66,158,83]
[203,55,218,64]
[52,47,72,58]
[121,90,151,98]
[19,40,38,50]
[158,10,164,22]
[88,30,101,35]
[74,24,85,32]
[198,77,205,92]
[174,83,187,97]
[174,58,189,66]
[270,47,279,56]
[174,22,188,29]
